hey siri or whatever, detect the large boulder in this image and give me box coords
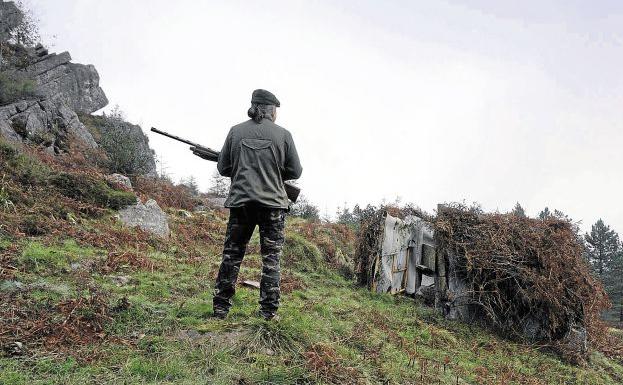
[26,51,108,114]
[106,173,133,190]
[0,98,97,151]
[118,199,170,238]
[0,46,110,151]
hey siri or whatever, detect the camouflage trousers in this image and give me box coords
[213,207,286,318]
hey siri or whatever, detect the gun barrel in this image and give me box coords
[151,127,202,148]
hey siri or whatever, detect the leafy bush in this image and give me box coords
[80,110,155,176]
[0,71,37,105]
[19,214,51,236]
[290,195,320,221]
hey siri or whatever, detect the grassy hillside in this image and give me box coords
[1,140,623,384]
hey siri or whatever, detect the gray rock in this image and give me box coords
[561,325,588,358]
[193,205,208,212]
[111,275,132,286]
[106,173,133,190]
[118,199,170,238]
[176,209,192,218]
[57,103,97,147]
[0,2,22,41]
[30,280,72,297]
[206,197,227,208]
[177,329,203,342]
[34,43,48,57]
[0,99,97,149]
[3,341,24,357]
[26,52,108,114]
[70,262,82,271]
[0,118,20,142]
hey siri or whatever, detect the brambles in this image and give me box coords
[435,204,611,360]
[134,176,201,211]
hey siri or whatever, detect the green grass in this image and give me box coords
[17,239,99,273]
[2,217,623,385]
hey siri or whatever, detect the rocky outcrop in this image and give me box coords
[26,51,108,114]
[0,1,22,39]
[118,199,170,238]
[0,98,97,152]
[0,2,157,176]
[0,47,106,150]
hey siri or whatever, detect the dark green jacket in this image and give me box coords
[217,118,302,208]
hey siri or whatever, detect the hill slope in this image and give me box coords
[1,142,623,385]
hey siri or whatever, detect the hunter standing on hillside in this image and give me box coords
[212,89,303,320]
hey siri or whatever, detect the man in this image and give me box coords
[212,89,302,320]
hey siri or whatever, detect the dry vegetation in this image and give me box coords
[355,203,623,366]
[1,140,623,384]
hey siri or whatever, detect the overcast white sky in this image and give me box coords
[29,0,623,233]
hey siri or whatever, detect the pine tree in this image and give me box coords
[208,170,229,198]
[585,219,620,276]
[538,207,552,220]
[290,195,320,221]
[511,202,526,217]
[585,219,622,322]
[336,204,356,226]
[180,176,199,196]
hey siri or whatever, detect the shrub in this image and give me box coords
[19,214,51,236]
[81,110,155,176]
[49,172,136,210]
[0,71,37,105]
[290,195,320,221]
[134,176,201,211]
[0,139,50,186]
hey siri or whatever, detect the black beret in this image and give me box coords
[251,89,280,107]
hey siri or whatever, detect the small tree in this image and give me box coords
[208,170,229,198]
[585,219,620,277]
[538,207,552,220]
[10,1,40,47]
[336,204,356,226]
[585,219,623,322]
[511,202,526,217]
[180,175,200,196]
[290,195,320,221]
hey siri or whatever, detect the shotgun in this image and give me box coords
[150,127,301,203]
